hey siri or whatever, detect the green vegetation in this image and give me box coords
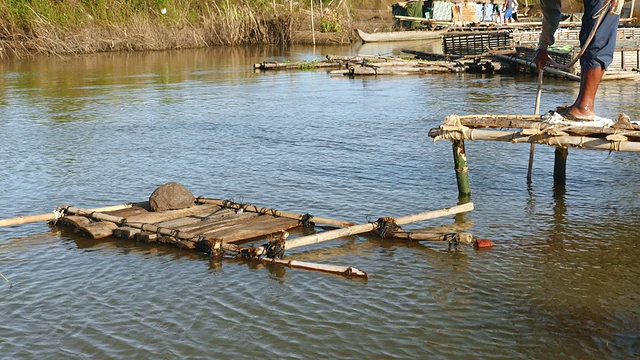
[297,59,318,70]
[320,14,342,33]
[0,0,352,60]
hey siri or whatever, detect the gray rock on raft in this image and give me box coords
[149,182,195,212]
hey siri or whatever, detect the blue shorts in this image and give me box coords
[505,8,513,19]
[580,0,620,69]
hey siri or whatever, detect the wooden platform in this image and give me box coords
[55,200,301,249]
[429,114,640,152]
[429,113,640,196]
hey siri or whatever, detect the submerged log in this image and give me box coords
[260,257,368,278]
[384,231,473,243]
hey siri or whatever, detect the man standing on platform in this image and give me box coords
[534,0,621,121]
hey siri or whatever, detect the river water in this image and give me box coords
[1,42,639,358]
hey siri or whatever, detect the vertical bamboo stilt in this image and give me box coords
[452,140,471,196]
[553,146,568,187]
[310,0,316,46]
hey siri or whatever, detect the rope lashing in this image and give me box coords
[263,238,286,259]
[262,231,289,259]
[300,214,315,228]
[443,233,460,249]
[50,205,69,225]
[374,217,401,239]
[239,247,259,258]
[195,236,223,257]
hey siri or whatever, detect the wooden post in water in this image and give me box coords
[452,140,471,196]
[553,146,568,187]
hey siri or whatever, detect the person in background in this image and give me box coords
[535,0,620,121]
[492,0,502,23]
[423,0,434,19]
[504,0,517,23]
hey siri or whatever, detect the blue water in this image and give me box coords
[0,45,639,358]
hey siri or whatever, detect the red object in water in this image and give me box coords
[473,239,494,248]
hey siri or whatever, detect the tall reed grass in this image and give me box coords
[0,0,345,59]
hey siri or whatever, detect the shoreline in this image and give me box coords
[0,2,395,61]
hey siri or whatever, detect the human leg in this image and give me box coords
[564,0,619,120]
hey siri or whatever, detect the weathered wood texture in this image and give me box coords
[429,114,640,152]
[55,202,301,245]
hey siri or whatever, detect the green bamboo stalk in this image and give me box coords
[452,140,471,196]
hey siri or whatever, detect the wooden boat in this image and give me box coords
[356,28,448,43]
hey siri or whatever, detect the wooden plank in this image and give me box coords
[201,216,300,243]
[113,226,142,239]
[152,207,234,228]
[176,212,260,236]
[124,204,222,224]
[153,216,204,229]
[58,215,92,228]
[82,222,118,239]
[104,205,150,218]
[135,232,158,243]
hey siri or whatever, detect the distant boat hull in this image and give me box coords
[356,29,448,43]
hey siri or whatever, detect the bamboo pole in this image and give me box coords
[273,203,475,252]
[260,257,368,278]
[310,0,316,46]
[452,140,471,196]
[444,114,640,133]
[429,128,640,152]
[528,69,544,184]
[495,54,580,81]
[385,231,473,243]
[194,197,355,227]
[0,203,138,227]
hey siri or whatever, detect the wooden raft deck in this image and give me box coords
[55,200,302,249]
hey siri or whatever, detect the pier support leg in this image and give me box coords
[452,140,471,197]
[553,146,568,188]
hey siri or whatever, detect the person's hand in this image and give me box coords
[534,48,549,72]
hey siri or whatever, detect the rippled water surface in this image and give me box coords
[1,44,639,359]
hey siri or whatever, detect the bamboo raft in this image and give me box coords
[429,113,640,195]
[255,54,501,76]
[1,183,477,278]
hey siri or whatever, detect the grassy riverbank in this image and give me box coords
[0,0,369,60]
